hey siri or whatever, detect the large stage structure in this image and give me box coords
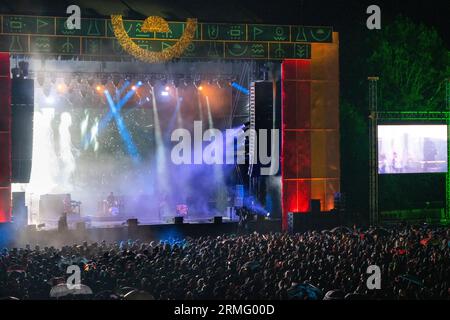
[0,13,340,230]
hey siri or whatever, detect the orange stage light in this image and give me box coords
[57,84,66,92]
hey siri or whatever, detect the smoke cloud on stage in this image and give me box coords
[23,73,237,225]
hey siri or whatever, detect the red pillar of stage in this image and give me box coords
[281,59,312,230]
[0,53,11,223]
[281,33,340,231]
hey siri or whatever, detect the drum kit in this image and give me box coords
[100,197,124,216]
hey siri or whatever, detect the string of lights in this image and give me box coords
[32,72,234,88]
[31,71,240,108]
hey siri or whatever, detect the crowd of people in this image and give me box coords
[0,224,449,300]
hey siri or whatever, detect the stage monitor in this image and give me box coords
[378,125,447,174]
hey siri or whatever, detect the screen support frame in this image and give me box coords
[368,76,450,225]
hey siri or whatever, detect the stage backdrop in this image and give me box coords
[281,32,340,230]
[0,52,11,223]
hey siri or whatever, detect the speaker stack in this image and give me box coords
[12,191,27,227]
[288,200,341,233]
[11,79,34,183]
[174,216,184,225]
[127,218,139,228]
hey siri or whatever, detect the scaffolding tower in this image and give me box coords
[368,77,379,225]
[446,79,450,222]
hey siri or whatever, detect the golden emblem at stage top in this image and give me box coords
[141,16,170,33]
[111,15,197,63]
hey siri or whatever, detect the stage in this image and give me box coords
[11,219,282,248]
[36,213,239,230]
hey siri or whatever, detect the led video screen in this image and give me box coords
[378,125,447,174]
[26,79,233,221]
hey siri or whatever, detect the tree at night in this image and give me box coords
[367,16,448,111]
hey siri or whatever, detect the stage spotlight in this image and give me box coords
[112,75,121,88]
[18,61,29,78]
[183,77,192,87]
[220,79,229,88]
[198,85,203,91]
[147,77,156,88]
[88,78,96,87]
[11,67,21,79]
[37,74,46,87]
[124,75,132,82]
[42,85,51,97]
[131,85,137,91]
[165,85,170,91]
[63,77,72,86]
[161,90,169,97]
[96,85,103,92]
[57,83,67,93]
[194,79,202,89]
[80,88,88,98]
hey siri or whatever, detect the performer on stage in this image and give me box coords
[58,212,68,231]
[63,194,72,214]
[159,193,169,222]
[104,192,119,216]
[237,207,252,233]
[106,192,116,207]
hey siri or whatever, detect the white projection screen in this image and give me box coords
[378,125,448,174]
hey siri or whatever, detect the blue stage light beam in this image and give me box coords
[116,80,131,99]
[100,82,143,131]
[83,82,142,148]
[231,82,249,95]
[104,90,141,163]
